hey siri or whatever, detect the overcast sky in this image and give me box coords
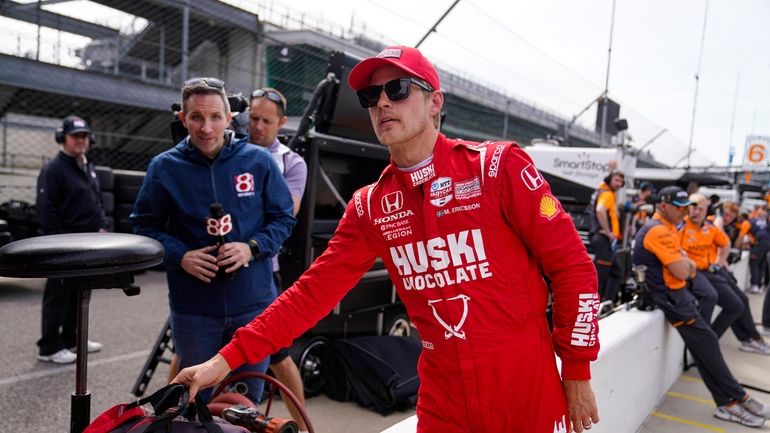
[4,0,768,168]
[259,0,770,168]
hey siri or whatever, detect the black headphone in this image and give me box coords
[55,125,96,145]
[603,170,625,187]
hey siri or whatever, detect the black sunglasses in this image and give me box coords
[183,77,225,89]
[251,88,287,114]
[356,78,434,108]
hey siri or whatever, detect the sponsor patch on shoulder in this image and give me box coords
[520,163,545,191]
[539,194,560,220]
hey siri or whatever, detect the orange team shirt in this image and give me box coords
[679,217,729,270]
[596,189,620,238]
[643,213,688,289]
[738,220,753,245]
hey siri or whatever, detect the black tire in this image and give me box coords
[94,165,114,191]
[289,336,329,397]
[114,203,135,234]
[113,170,146,204]
[101,191,114,215]
[385,313,419,340]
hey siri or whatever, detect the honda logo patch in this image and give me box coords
[381,191,403,214]
[521,164,544,191]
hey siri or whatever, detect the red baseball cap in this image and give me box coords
[348,46,441,92]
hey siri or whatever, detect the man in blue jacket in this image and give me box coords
[131,77,295,404]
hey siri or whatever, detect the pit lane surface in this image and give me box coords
[0,270,414,432]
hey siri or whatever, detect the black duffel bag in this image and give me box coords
[324,335,420,415]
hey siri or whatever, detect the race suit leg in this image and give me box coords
[414,317,570,433]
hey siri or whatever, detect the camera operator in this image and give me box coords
[130,77,295,404]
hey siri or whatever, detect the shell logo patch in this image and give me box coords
[539,195,560,220]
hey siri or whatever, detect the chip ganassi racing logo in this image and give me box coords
[428,294,471,340]
[389,229,492,291]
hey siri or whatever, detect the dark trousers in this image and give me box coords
[590,233,621,303]
[701,270,745,338]
[715,267,761,341]
[651,287,745,406]
[37,278,77,355]
[763,278,770,328]
[749,238,770,285]
[687,272,718,325]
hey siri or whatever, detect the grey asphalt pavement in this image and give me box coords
[0,271,414,432]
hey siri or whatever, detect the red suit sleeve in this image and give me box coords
[501,146,600,380]
[220,189,378,369]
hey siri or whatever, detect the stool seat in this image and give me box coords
[0,233,164,278]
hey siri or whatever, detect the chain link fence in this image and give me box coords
[2,0,711,211]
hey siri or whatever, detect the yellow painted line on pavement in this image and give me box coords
[651,411,725,433]
[666,391,716,407]
[680,374,704,384]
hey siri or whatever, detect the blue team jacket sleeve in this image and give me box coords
[250,156,296,258]
[129,159,189,270]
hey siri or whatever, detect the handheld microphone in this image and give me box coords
[206,202,234,279]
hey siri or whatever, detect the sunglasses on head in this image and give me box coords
[356,77,434,108]
[251,89,287,114]
[183,77,225,89]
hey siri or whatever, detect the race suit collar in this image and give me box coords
[391,133,451,190]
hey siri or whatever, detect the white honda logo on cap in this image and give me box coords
[381,191,403,214]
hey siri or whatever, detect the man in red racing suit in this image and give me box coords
[175,45,601,433]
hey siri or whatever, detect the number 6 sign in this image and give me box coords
[743,136,770,171]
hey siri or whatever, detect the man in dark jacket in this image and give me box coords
[36,116,109,363]
[130,77,295,404]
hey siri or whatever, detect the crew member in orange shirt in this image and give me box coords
[680,194,744,338]
[633,186,768,426]
[721,202,752,249]
[589,170,624,302]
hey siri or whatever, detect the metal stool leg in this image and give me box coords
[71,287,91,433]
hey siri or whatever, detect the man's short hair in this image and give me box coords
[181,77,229,114]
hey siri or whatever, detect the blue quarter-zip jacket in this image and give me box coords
[130,133,296,316]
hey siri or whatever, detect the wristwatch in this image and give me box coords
[248,239,260,261]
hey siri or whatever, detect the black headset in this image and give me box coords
[55,119,96,145]
[603,170,625,187]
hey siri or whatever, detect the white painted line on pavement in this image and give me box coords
[0,350,150,387]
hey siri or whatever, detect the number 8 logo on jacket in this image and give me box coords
[235,173,255,193]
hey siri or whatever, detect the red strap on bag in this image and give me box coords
[82,403,145,433]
